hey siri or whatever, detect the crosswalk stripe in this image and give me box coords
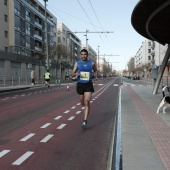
[20,133,35,141]
[12,151,34,165]
[0,150,10,158]
[40,134,54,143]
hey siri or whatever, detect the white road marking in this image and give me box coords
[12,151,34,165]
[64,110,70,113]
[114,84,118,86]
[20,133,35,141]
[0,150,10,158]
[71,106,76,109]
[98,84,103,86]
[95,97,97,98]
[75,111,81,114]
[90,101,93,103]
[81,107,85,109]
[57,124,66,129]
[40,123,51,128]
[54,116,62,120]
[40,134,54,143]
[77,103,81,105]
[68,116,75,120]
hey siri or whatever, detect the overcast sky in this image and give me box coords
[39,0,145,70]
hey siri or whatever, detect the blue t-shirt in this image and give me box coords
[77,60,93,83]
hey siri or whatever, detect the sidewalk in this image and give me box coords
[121,83,170,170]
[0,80,75,92]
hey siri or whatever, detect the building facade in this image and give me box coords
[57,23,81,80]
[0,0,57,81]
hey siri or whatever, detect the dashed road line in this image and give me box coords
[68,116,75,120]
[77,103,81,105]
[40,123,51,128]
[0,150,10,158]
[75,111,81,114]
[71,106,76,109]
[20,133,35,141]
[40,134,54,143]
[64,110,70,114]
[54,116,62,120]
[57,124,66,129]
[12,151,34,165]
[81,107,85,109]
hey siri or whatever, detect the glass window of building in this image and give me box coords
[4,0,7,5]
[5,31,8,38]
[15,15,21,31]
[4,14,8,22]
[15,31,20,45]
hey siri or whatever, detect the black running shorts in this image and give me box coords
[76,82,94,95]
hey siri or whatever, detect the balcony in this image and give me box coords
[34,34,42,41]
[35,46,42,52]
[35,21,42,29]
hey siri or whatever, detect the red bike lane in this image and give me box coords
[0,78,120,170]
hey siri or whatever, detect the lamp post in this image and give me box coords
[44,0,49,70]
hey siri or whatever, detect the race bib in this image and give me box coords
[80,71,90,80]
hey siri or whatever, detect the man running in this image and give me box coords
[71,49,98,129]
[44,69,50,88]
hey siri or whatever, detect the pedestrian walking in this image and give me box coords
[71,49,98,129]
[44,69,50,88]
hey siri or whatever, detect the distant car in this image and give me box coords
[72,76,77,81]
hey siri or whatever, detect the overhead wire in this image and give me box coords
[88,0,113,54]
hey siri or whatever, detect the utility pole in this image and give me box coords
[73,30,114,48]
[97,46,100,71]
[44,0,49,70]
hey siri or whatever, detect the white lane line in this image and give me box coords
[81,107,85,109]
[0,150,10,158]
[75,111,81,114]
[40,134,54,143]
[71,106,76,109]
[40,123,51,128]
[90,101,93,103]
[20,133,35,141]
[54,116,62,120]
[57,124,66,129]
[64,110,70,114]
[12,151,34,165]
[95,97,97,98]
[77,103,81,105]
[68,116,75,120]
[114,84,118,86]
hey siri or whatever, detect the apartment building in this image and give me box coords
[57,23,81,79]
[135,39,168,75]
[0,0,57,80]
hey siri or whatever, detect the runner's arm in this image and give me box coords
[71,62,80,77]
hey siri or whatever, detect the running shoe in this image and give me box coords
[81,120,87,129]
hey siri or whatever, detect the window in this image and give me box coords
[4,0,7,5]
[4,14,7,22]
[5,31,8,38]
[5,47,8,52]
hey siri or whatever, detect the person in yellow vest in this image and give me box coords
[44,69,50,88]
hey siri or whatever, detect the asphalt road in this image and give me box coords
[0,78,120,170]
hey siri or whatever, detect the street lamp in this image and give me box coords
[44,0,49,70]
